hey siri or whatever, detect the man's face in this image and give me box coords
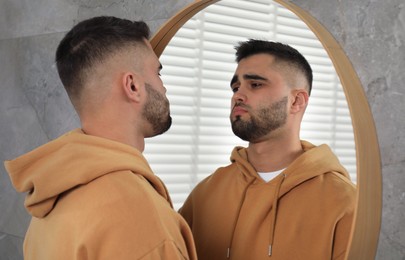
[230,54,290,142]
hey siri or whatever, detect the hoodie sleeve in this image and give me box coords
[178,193,194,228]
[331,200,356,260]
[81,230,189,260]
[140,240,188,259]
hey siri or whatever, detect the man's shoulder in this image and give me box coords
[62,170,172,218]
[324,171,357,192]
[197,163,238,185]
[89,170,168,202]
[313,172,357,206]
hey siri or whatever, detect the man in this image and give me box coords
[179,40,356,260]
[5,16,196,259]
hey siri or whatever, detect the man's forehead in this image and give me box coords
[143,38,153,49]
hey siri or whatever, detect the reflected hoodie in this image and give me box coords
[179,141,356,260]
[5,129,196,260]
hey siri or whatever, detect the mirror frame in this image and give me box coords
[151,1,382,259]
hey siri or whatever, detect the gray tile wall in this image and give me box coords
[0,0,403,259]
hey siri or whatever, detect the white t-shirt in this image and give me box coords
[258,169,285,182]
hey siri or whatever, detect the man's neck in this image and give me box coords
[246,138,303,173]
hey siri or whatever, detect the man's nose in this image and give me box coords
[233,88,247,103]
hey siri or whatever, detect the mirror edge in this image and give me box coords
[151,1,382,259]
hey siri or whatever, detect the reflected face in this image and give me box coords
[230,54,290,142]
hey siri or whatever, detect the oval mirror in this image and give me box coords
[148,0,381,259]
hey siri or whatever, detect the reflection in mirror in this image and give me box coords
[145,0,356,210]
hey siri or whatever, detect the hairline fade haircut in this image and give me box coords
[55,16,150,107]
[235,39,313,95]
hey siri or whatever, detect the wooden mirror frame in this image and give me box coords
[151,1,382,259]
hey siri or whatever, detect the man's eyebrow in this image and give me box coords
[243,74,268,81]
[230,74,269,87]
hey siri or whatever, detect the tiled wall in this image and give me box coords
[0,0,403,259]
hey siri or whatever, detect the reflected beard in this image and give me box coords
[143,83,172,137]
[231,96,288,142]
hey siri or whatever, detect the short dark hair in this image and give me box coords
[235,39,313,95]
[55,16,150,102]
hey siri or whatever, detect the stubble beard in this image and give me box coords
[143,83,172,137]
[231,96,288,142]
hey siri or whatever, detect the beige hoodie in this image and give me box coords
[180,141,356,260]
[5,129,196,260]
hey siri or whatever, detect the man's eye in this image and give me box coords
[251,83,262,88]
[232,87,239,93]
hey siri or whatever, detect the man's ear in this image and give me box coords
[122,72,143,102]
[290,89,309,114]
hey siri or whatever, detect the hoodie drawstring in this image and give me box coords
[268,173,286,256]
[227,178,256,259]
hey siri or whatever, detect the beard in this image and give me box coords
[231,96,288,142]
[142,83,172,137]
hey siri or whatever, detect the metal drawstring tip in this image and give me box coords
[268,245,272,256]
[227,248,231,258]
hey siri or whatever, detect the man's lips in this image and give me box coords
[232,105,248,116]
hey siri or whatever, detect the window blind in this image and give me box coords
[144,0,356,210]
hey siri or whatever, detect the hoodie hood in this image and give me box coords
[5,129,170,218]
[230,140,350,192]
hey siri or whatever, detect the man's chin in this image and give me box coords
[146,117,172,138]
